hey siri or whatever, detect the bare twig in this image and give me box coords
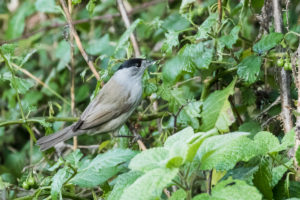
[59,0,100,80]
[272,0,293,133]
[256,96,281,120]
[117,0,141,57]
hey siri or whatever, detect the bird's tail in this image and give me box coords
[36,125,76,151]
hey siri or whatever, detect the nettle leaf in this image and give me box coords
[170,189,186,200]
[200,79,236,132]
[71,149,136,187]
[72,0,82,5]
[194,178,262,200]
[0,44,17,55]
[253,159,273,199]
[196,13,218,40]
[223,166,259,184]
[115,19,142,53]
[180,41,214,69]
[253,32,283,54]
[5,2,35,39]
[120,168,178,200]
[129,147,169,172]
[162,31,179,54]
[86,34,114,56]
[108,171,143,200]
[272,159,293,188]
[180,0,196,13]
[65,149,83,168]
[296,146,300,166]
[162,13,190,32]
[1,72,35,94]
[219,26,240,49]
[272,129,295,152]
[35,0,60,13]
[162,56,190,84]
[237,55,262,84]
[178,101,202,129]
[51,168,71,200]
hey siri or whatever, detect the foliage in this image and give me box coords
[0,0,300,199]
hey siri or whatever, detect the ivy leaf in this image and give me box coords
[253,32,283,54]
[120,168,179,200]
[162,31,179,54]
[115,19,142,53]
[51,168,71,200]
[108,171,143,200]
[237,55,262,84]
[219,26,240,49]
[200,79,236,132]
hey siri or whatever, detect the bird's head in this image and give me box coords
[118,58,155,78]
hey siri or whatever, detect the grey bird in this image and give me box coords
[37,58,154,151]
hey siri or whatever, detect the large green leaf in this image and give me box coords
[129,147,169,172]
[193,178,262,200]
[162,31,179,54]
[5,2,35,39]
[35,0,60,13]
[65,149,83,169]
[253,159,273,199]
[200,79,236,132]
[120,168,178,200]
[237,55,262,84]
[1,72,35,94]
[253,32,283,54]
[196,13,218,40]
[219,26,240,49]
[108,171,143,200]
[162,56,189,84]
[271,159,293,188]
[51,168,71,200]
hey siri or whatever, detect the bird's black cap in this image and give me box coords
[118,58,145,70]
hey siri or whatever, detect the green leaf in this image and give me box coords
[273,129,295,152]
[237,55,262,84]
[272,159,293,188]
[162,13,190,32]
[35,0,60,13]
[205,178,262,200]
[115,19,142,53]
[253,159,273,199]
[5,2,35,39]
[0,44,17,55]
[238,121,261,135]
[180,0,196,13]
[108,171,143,200]
[219,26,240,49]
[162,31,179,54]
[165,127,194,148]
[86,34,114,56]
[253,32,283,54]
[51,168,71,200]
[196,13,218,40]
[129,148,169,172]
[86,0,97,14]
[170,189,186,200]
[296,146,300,166]
[178,101,202,129]
[1,72,35,94]
[65,149,83,168]
[48,158,64,172]
[200,79,236,132]
[162,56,187,84]
[72,0,82,5]
[120,168,179,200]
[223,166,259,184]
[55,40,71,71]
[71,166,119,188]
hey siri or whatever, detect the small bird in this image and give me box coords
[37,58,155,151]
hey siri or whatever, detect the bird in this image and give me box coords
[37,58,155,151]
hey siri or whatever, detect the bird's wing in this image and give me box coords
[73,79,133,131]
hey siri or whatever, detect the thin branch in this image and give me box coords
[59,0,100,80]
[0,0,174,46]
[294,43,300,179]
[272,0,293,133]
[117,0,141,57]
[255,96,281,120]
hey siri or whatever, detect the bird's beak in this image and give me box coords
[145,60,156,67]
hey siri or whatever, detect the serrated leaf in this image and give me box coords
[120,168,179,200]
[165,127,194,148]
[115,19,142,53]
[219,26,240,49]
[35,0,60,13]
[272,159,293,188]
[178,101,202,129]
[253,159,273,199]
[162,13,190,32]
[129,147,169,172]
[51,168,71,200]
[253,32,283,54]
[48,158,64,172]
[162,56,189,84]
[162,31,179,54]
[237,55,262,84]
[108,171,143,200]
[180,0,196,13]
[65,149,83,168]
[170,189,186,200]
[196,13,218,40]
[200,79,236,132]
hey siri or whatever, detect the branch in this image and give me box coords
[59,0,100,81]
[117,0,141,57]
[294,42,300,179]
[0,0,173,45]
[272,0,293,133]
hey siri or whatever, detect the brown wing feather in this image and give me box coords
[74,79,132,130]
